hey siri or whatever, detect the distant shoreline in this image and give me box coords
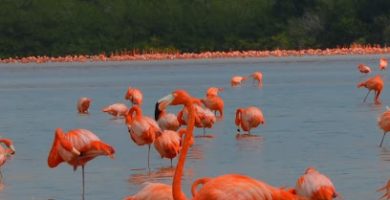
[1,45,389,64]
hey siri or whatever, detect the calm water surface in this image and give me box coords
[0,55,389,199]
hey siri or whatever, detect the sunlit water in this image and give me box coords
[0,55,389,199]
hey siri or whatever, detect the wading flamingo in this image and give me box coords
[102,103,128,117]
[156,109,180,131]
[357,64,371,74]
[0,138,15,179]
[201,96,224,118]
[231,76,247,87]
[295,167,338,200]
[251,71,263,87]
[378,107,390,147]
[380,58,388,70]
[378,179,390,200]
[77,97,92,114]
[357,75,384,104]
[48,128,115,200]
[235,106,265,135]
[154,90,304,200]
[125,87,143,105]
[177,105,216,137]
[124,182,173,200]
[205,87,223,97]
[154,129,186,166]
[125,106,159,168]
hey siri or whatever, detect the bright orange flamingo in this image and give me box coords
[295,167,338,200]
[0,138,15,179]
[357,64,371,74]
[357,75,384,104]
[156,109,180,131]
[154,129,186,166]
[378,107,390,147]
[205,87,224,97]
[201,96,224,118]
[125,105,160,168]
[48,128,115,200]
[77,97,92,114]
[380,58,388,70]
[378,179,390,200]
[102,103,128,117]
[235,106,265,135]
[125,86,143,105]
[231,76,247,87]
[251,71,263,87]
[154,89,303,200]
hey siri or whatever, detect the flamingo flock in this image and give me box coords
[1,55,389,199]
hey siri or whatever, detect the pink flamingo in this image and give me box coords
[378,179,390,200]
[235,106,265,135]
[357,75,384,104]
[295,167,338,200]
[125,87,143,105]
[102,103,128,117]
[154,129,186,166]
[251,71,263,87]
[378,107,390,147]
[156,109,180,131]
[380,58,388,70]
[357,64,371,74]
[77,97,92,114]
[177,104,216,137]
[231,76,247,87]
[48,128,115,200]
[125,106,160,168]
[0,138,15,179]
[205,87,224,97]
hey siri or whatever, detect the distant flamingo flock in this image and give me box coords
[1,55,390,200]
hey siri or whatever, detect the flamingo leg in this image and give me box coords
[363,90,371,103]
[0,169,3,181]
[380,132,387,147]
[147,144,151,169]
[203,128,206,136]
[170,159,173,167]
[82,165,85,200]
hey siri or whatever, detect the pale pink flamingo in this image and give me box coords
[205,87,224,97]
[154,129,186,166]
[380,58,388,70]
[102,103,128,117]
[357,75,384,104]
[378,107,390,147]
[125,106,160,168]
[77,97,92,114]
[156,109,180,131]
[153,90,303,200]
[357,64,371,74]
[177,104,216,137]
[48,128,115,200]
[295,167,338,200]
[235,106,265,135]
[124,182,173,200]
[201,95,224,118]
[251,71,263,87]
[378,179,390,200]
[231,76,247,87]
[0,138,15,179]
[125,87,143,105]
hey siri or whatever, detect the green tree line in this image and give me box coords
[0,0,389,58]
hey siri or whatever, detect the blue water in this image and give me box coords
[0,55,389,199]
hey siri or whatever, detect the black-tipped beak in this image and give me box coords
[155,102,161,120]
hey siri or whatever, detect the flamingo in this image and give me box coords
[47,128,115,200]
[378,107,390,147]
[201,96,224,118]
[357,64,371,74]
[251,71,263,87]
[295,167,338,200]
[357,75,384,104]
[154,129,186,166]
[156,109,180,131]
[205,87,224,97]
[102,103,128,117]
[0,138,15,179]
[125,105,160,168]
[380,58,388,70]
[231,76,247,87]
[77,97,92,114]
[378,179,390,200]
[154,89,304,200]
[125,87,143,105]
[124,182,173,200]
[177,104,216,137]
[235,106,265,135]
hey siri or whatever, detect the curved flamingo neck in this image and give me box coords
[172,100,194,200]
[235,108,242,126]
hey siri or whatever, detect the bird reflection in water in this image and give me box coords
[128,167,194,185]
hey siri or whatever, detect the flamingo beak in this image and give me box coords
[71,147,81,156]
[10,145,15,155]
[237,126,241,132]
[155,94,174,120]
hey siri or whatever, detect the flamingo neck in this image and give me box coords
[172,102,194,200]
[235,109,242,126]
[129,106,142,118]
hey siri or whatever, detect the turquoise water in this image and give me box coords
[0,55,389,199]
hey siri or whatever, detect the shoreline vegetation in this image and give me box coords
[1,44,389,64]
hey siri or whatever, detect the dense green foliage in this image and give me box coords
[0,0,389,58]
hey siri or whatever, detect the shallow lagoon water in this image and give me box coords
[0,55,389,199]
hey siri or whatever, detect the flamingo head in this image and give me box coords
[155,90,192,120]
[0,138,15,155]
